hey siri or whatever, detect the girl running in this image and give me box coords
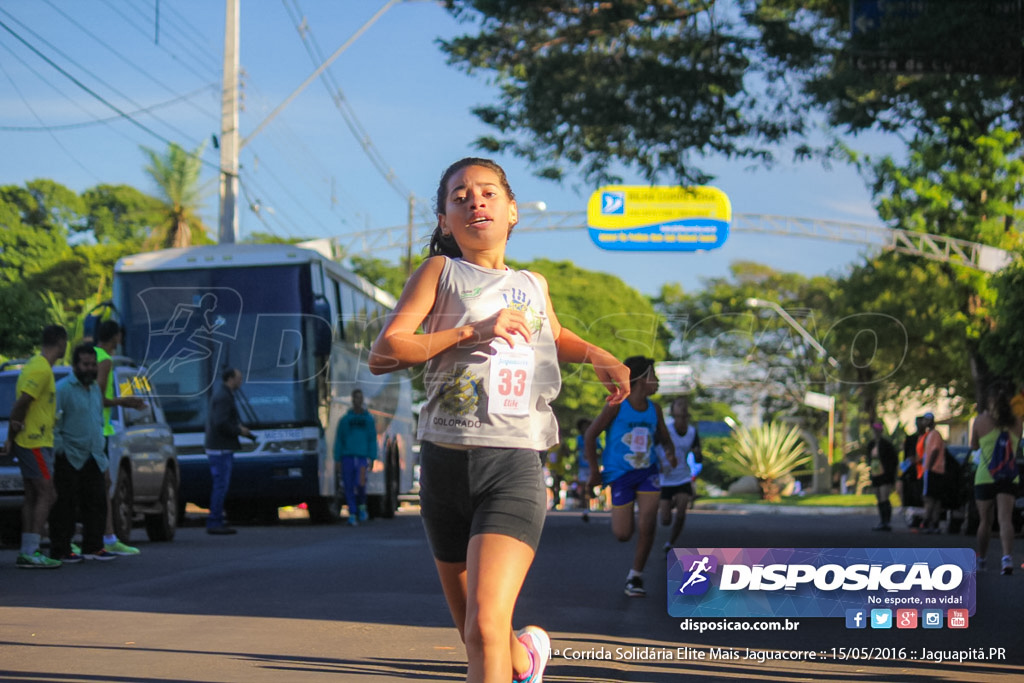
[369,157,630,683]
[970,380,1022,575]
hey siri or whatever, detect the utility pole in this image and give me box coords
[218,0,240,244]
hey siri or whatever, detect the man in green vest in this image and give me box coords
[94,320,147,555]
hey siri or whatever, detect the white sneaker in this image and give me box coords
[514,625,550,683]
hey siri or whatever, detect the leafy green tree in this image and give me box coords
[0,180,79,283]
[82,184,163,247]
[141,142,213,249]
[0,282,49,359]
[844,121,1024,407]
[980,262,1024,386]
[656,262,839,415]
[348,254,426,299]
[513,258,668,436]
[831,253,971,420]
[441,0,806,185]
[752,0,1024,144]
[721,421,810,501]
[243,231,309,246]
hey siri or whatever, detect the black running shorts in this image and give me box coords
[419,441,547,564]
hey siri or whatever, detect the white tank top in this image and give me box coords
[417,257,561,450]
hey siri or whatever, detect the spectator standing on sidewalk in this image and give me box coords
[919,412,947,533]
[204,368,253,535]
[3,325,67,568]
[334,388,377,526]
[866,421,899,531]
[48,343,116,564]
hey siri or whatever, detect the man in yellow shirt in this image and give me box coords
[3,325,68,568]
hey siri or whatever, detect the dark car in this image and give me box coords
[0,359,179,545]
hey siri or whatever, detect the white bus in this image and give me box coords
[108,244,414,523]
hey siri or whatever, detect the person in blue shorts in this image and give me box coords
[585,356,675,597]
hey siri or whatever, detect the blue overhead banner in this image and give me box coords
[586,185,731,252]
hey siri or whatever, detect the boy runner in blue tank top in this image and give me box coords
[585,356,675,597]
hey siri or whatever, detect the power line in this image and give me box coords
[0,46,100,182]
[0,84,217,132]
[282,0,434,223]
[40,0,218,125]
[0,7,201,146]
[97,0,220,84]
[0,15,221,174]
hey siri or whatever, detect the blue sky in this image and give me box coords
[0,0,896,296]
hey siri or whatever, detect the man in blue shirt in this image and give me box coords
[49,343,115,563]
[334,389,377,525]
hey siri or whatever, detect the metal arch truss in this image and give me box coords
[324,211,1015,273]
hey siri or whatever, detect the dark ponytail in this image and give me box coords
[988,379,1015,428]
[428,226,463,258]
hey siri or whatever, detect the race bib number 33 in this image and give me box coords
[488,347,534,416]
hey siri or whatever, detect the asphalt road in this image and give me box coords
[1,506,1022,682]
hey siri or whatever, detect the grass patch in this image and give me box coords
[697,493,878,507]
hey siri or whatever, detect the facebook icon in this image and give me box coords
[845,609,867,629]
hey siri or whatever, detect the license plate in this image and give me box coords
[0,475,23,492]
[263,429,304,442]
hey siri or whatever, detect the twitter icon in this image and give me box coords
[870,609,893,629]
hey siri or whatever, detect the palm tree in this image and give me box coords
[141,142,210,249]
[722,422,811,502]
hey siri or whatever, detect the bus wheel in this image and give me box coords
[370,445,399,519]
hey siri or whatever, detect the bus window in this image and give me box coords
[332,280,345,341]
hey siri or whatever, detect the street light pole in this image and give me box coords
[745,298,839,369]
[747,297,840,494]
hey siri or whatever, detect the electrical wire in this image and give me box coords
[0,7,202,147]
[0,49,100,181]
[0,84,218,131]
[283,0,434,224]
[40,0,218,125]
[97,0,220,84]
[0,15,221,174]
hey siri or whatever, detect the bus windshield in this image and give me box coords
[117,264,318,432]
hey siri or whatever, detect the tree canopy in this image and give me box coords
[441,0,807,186]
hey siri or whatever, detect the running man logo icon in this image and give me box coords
[677,554,718,596]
